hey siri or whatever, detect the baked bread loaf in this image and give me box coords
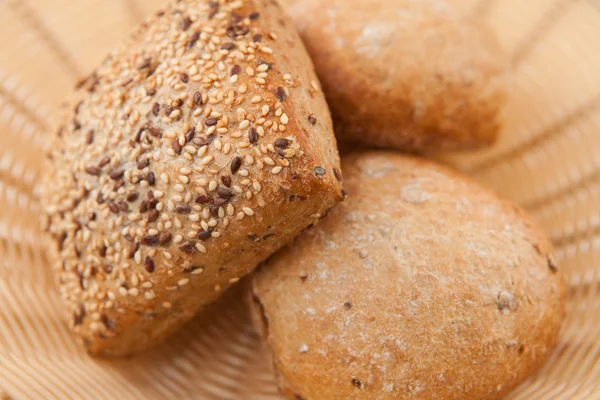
[287,0,508,152]
[251,152,565,399]
[41,0,343,356]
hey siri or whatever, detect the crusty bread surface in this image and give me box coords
[288,0,508,152]
[42,0,343,356]
[252,152,565,400]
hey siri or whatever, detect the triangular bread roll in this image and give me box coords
[42,0,343,356]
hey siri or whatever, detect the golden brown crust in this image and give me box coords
[287,0,508,152]
[252,152,565,400]
[41,0,343,356]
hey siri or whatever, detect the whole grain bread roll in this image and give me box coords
[41,0,343,356]
[287,0,507,152]
[251,152,565,400]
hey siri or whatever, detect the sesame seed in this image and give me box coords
[174,217,183,229]
[178,278,190,287]
[271,166,283,175]
[195,242,207,253]
[251,96,262,103]
[192,267,204,275]
[202,155,214,166]
[197,145,209,157]
[242,207,254,216]
[233,185,243,194]
[263,157,275,166]
[158,173,169,184]
[134,250,142,265]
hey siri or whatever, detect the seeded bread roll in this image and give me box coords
[287,0,507,152]
[41,0,343,356]
[251,152,565,400]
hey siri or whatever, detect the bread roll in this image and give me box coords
[287,0,507,152]
[251,152,565,399]
[41,0,343,356]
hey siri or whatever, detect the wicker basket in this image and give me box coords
[1,0,599,398]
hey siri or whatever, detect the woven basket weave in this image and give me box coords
[1,0,599,399]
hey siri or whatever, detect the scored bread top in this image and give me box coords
[42,0,342,356]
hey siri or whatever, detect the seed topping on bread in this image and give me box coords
[43,0,332,336]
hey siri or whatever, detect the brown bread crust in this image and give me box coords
[252,152,565,400]
[288,0,508,152]
[41,0,343,356]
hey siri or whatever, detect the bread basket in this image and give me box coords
[0,0,598,398]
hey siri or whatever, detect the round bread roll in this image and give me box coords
[287,0,508,152]
[251,152,565,400]
[41,0,343,356]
